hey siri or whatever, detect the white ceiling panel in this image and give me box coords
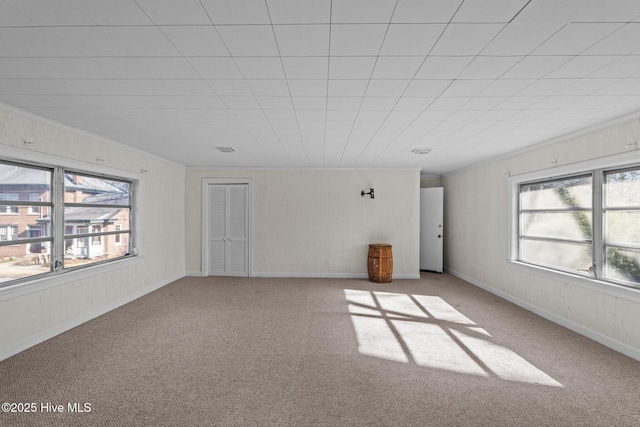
[533,23,623,56]
[273,25,330,56]
[216,26,279,56]
[161,26,229,56]
[452,0,531,23]
[282,57,329,80]
[431,24,505,56]
[265,0,331,24]
[380,24,445,56]
[201,0,270,24]
[392,0,462,24]
[1,1,640,174]
[330,25,388,56]
[331,0,396,23]
[135,0,210,25]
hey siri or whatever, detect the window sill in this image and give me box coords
[508,260,640,304]
[0,255,143,302]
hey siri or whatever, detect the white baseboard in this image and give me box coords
[252,272,421,280]
[185,271,203,277]
[445,268,640,362]
[0,273,184,362]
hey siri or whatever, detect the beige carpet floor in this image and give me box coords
[1,273,640,426]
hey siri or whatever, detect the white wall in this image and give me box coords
[0,107,186,360]
[186,168,420,278]
[442,117,640,359]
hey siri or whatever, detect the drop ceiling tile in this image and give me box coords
[263,109,297,121]
[247,80,290,96]
[296,110,326,121]
[328,80,369,97]
[292,96,326,109]
[428,97,471,111]
[514,0,640,23]
[480,79,537,96]
[501,56,571,79]
[52,26,180,57]
[392,0,462,23]
[516,79,575,96]
[452,0,530,23]
[329,57,377,79]
[546,56,621,79]
[266,0,331,24]
[585,24,640,55]
[93,57,200,79]
[208,80,253,96]
[394,97,435,110]
[414,56,474,79]
[461,96,509,110]
[273,25,330,56]
[4,0,98,25]
[457,56,523,79]
[592,79,640,96]
[431,24,505,55]
[592,56,640,78]
[442,80,493,97]
[73,0,154,25]
[360,96,399,110]
[327,96,364,110]
[533,23,623,55]
[234,57,285,79]
[404,80,452,97]
[234,109,267,120]
[380,24,445,56]
[256,96,293,109]
[135,0,210,25]
[288,80,327,96]
[0,2,37,26]
[220,96,261,109]
[282,57,329,80]
[371,57,425,79]
[201,0,270,24]
[366,80,410,97]
[0,58,114,79]
[161,26,229,56]
[0,28,81,57]
[529,96,580,110]
[217,26,279,56]
[330,24,387,56]
[327,110,358,121]
[188,57,242,79]
[331,0,396,23]
[495,96,545,110]
[556,79,619,96]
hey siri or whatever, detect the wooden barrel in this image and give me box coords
[368,244,392,283]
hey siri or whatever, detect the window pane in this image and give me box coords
[0,164,51,202]
[605,247,640,285]
[521,212,592,240]
[605,169,640,208]
[521,239,593,274]
[605,210,640,246]
[64,233,129,267]
[64,207,130,233]
[64,173,130,205]
[0,207,52,242]
[0,243,52,282]
[520,176,592,210]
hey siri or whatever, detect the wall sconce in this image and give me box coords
[361,188,374,199]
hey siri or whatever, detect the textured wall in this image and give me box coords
[442,117,640,356]
[185,168,420,277]
[0,107,186,358]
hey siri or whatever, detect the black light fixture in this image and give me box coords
[361,188,374,199]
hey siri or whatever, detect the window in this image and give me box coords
[511,156,640,289]
[0,160,135,286]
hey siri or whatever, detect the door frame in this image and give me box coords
[201,178,252,277]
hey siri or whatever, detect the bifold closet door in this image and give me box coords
[207,184,248,276]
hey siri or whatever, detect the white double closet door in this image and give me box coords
[206,183,249,277]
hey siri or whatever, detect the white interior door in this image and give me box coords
[207,183,249,277]
[420,188,444,273]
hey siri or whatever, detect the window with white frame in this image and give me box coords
[511,157,640,289]
[0,160,135,286]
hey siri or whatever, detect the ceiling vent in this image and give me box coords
[411,148,431,155]
[216,146,236,153]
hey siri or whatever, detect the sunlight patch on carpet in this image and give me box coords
[344,289,563,387]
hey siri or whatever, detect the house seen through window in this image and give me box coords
[0,160,134,286]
